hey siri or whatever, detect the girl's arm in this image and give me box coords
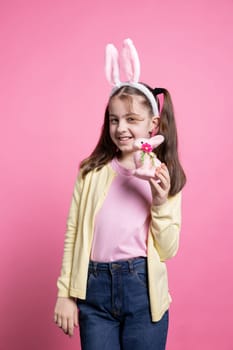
[54,172,84,336]
[149,164,182,261]
[56,171,84,297]
[57,172,83,297]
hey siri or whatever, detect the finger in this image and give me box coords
[150,178,164,196]
[156,166,169,180]
[74,309,78,327]
[150,176,168,199]
[156,173,169,190]
[154,173,167,191]
[159,164,170,179]
[161,163,169,172]
[68,318,74,337]
[56,316,62,328]
[151,175,169,195]
[61,317,68,333]
[155,168,170,189]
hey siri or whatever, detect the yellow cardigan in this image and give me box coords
[57,163,182,322]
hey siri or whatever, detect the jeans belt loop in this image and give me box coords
[128,259,134,273]
[93,262,98,276]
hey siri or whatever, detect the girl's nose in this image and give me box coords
[116,120,127,133]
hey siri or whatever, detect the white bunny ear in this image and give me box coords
[105,43,121,86]
[122,38,140,83]
[150,135,165,148]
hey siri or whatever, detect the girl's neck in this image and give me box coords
[116,153,136,170]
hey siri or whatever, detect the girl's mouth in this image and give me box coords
[118,136,132,142]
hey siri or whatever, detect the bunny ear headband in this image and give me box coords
[105,38,159,116]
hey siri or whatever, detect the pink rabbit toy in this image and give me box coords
[132,135,165,180]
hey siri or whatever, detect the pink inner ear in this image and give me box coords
[151,135,164,148]
[122,38,140,83]
[105,44,120,86]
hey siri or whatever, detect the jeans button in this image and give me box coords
[112,263,120,269]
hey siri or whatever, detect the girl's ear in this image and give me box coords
[150,116,160,136]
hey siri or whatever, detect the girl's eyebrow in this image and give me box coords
[109,112,144,120]
[125,112,139,117]
[125,113,145,120]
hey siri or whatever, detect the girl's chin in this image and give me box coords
[118,145,134,153]
[118,148,135,158]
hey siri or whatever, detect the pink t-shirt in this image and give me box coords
[91,158,152,262]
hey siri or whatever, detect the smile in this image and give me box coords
[118,136,132,141]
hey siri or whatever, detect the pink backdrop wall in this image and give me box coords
[1,0,233,349]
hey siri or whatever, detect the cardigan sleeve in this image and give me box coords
[149,191,182,262]
[56,171,84,297]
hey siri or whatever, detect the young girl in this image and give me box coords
[54,39,186,350]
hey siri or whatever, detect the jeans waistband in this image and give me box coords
[89,256,147,273]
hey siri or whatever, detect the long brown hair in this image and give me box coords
[80,85,186,195]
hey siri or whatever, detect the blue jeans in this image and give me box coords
[77,257,169,350]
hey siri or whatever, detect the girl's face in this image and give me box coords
[108,95,158,161]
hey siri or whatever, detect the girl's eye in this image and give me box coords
[127,117,134,122]
[110,119,118,124]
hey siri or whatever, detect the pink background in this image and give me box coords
[1,0,233,349]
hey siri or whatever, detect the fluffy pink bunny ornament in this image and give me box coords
[132,135,164,181]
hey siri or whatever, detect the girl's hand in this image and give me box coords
[54,297,78,337]
[149,163,171,206]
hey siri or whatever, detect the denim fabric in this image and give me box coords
[77,257,169,350]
